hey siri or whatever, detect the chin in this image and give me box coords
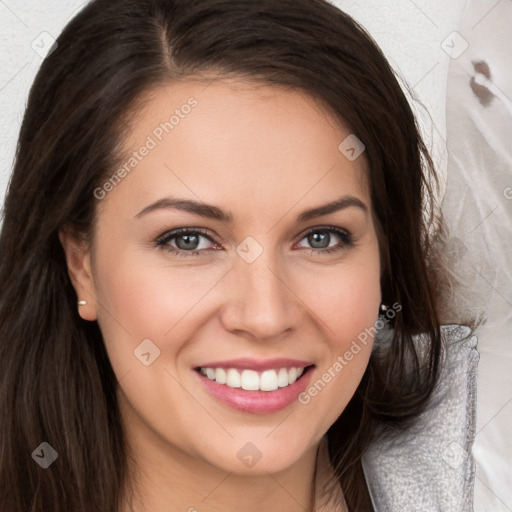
[191,432,316,476]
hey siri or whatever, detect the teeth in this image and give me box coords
[277,368,289,387]
[199,366,307,391]
[215,367,227,384]
[226,368,241,388]
[260,370,279,391]
[241,370,260,391]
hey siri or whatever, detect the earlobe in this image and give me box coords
[58,228,98,321]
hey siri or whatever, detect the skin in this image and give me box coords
[60,78,381,512]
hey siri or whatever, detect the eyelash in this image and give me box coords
[155,226,356,258]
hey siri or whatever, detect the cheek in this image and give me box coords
[311,263,379,371]
[293,250,380,427]
[92,246,228,365]
[296,252,381,342]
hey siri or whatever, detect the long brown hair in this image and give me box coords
[0,0,451,510]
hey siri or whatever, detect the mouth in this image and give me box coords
[196,365,311,391]
[193,361,315,414]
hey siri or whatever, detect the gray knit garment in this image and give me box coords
[362,324,479,512]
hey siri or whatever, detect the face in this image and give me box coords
[62,78,381,477]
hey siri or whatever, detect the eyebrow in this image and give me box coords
[135,195,368,223]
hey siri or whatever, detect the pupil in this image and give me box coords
[177,234,199,250]
[309,232,329,249]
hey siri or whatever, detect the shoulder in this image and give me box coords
[362,324,479,512]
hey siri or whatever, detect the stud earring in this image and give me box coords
[78,300,87,307]
[379,304,388,314]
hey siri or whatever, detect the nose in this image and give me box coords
[219,246,303,341]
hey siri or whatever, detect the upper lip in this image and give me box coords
[196,358,314,372]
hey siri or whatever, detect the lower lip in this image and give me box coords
[195,367,314,414]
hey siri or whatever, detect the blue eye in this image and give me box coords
[156,228,218,257]
[155,226,355,258]
[296,226,355,254]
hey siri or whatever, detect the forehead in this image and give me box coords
[101,78,371,222]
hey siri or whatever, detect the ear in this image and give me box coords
[58,228,98,321]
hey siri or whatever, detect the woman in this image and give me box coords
[0,0,463,510]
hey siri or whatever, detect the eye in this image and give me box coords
[155,226,355,258]
[295,226,355,255]
[156,228,220,257]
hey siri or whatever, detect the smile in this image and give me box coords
[194,360,315,414]
[199,366,305,391]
